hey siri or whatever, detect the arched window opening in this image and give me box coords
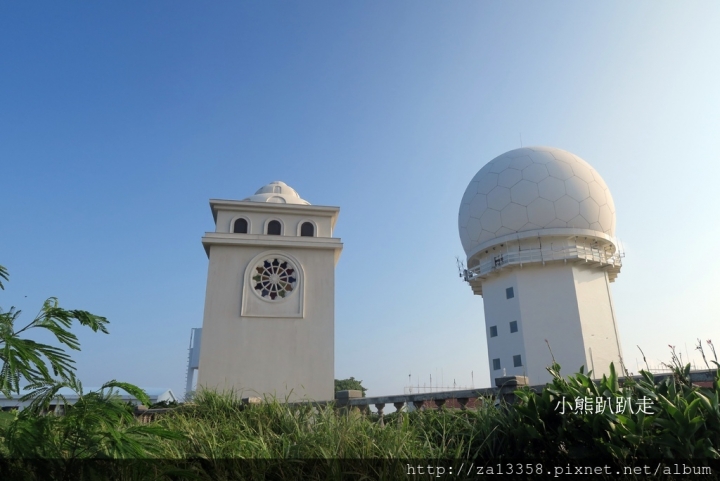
[233,218,248,234]
[267,220,282,235]
[300,222,314,237]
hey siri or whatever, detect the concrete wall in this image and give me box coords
[574,266,624,378]
[197,197,341,403]
[482,263,623,386]
[515,264,587,385]
[482,271,527,384]
[197,243,336,402]
[216,208,333,237]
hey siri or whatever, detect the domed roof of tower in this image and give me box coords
[458,146,616,255]
[243,181,310,205]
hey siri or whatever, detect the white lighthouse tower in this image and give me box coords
[196,181,343,401]
[458,147,625,386]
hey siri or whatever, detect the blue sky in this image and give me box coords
[2,2,719,397]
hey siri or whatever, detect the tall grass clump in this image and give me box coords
[152,390,430,479]
[506,341,720,464]
[152,342,719,463]
[0,342,717,480]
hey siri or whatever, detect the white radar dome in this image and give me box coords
[243,181,310,205]
[458,146,616,255]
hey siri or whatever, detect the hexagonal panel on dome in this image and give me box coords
[468,194,488,218]
[459,227,471,249]
[519,222,541,231]
[550,149,576,164]
[495,227,515,237]
[470,163,493,182]
[478,229,496,243]
[509,155,533,170]
[568,215,590,229]
[554,195,580,222]
[546,161,574,180]
[592,169,609,184]
[477,173,499,194]
[498,168,523,188]
[572,163,595,183]
[527,197,556,227]
[459,203,471,225]
[528,150,556,164]
[480,209,503,233]
[489,156,513,173]
[467,217,483,241]
[579,197,600,224]
[587,181,607,206]
[510,180,539,206]
[500,203,529,231]
[606,188,616,213]
[506,148,532,158]
[487,186,511,211]
[458,146,618,255]
[522,163,549,183]
[565,177,590,201]
[538,176,566,202]
[598,204,613,232]
[546,218,568,228]
[461,181,479,204]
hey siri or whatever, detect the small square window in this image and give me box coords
[506,287,514,299]
[489,326,498,338]
[509,321,518,333]
[493,358,501,371]
[513,355,522,367]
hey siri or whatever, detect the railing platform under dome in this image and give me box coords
[464,235,624,296]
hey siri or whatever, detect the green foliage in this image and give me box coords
[0,265,8,291]
[147,345,719,473]
[334,377,367,396]
[1,380,183,480]
[4,379,181,459]
[509,349,720,462]
[0,263,182,476]
[149,400,179,409]
[151,390,422,478]
[0,265,109,397]
[0,353,714,479]
[2,262,719,476]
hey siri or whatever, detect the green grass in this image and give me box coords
[0,359,718,480]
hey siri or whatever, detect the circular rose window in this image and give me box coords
[252,257,298,301]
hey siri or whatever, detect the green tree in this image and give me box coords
[0,264,109,397]
[334,377,367,396]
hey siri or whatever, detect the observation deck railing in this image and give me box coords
[467,244,622,281]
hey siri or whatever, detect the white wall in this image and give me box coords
[482,271,526,384]
[197,202,340,402]
[481,262,623,386]
[216,208,333,237]
[574,266,625,378]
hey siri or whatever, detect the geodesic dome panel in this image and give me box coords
[458,147,616,255]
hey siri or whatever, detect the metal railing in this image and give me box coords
[467,244,622,280]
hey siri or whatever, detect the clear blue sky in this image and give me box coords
[2,2,719,397]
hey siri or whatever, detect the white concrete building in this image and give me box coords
[197,181,343,401]
[458,147,625,386]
